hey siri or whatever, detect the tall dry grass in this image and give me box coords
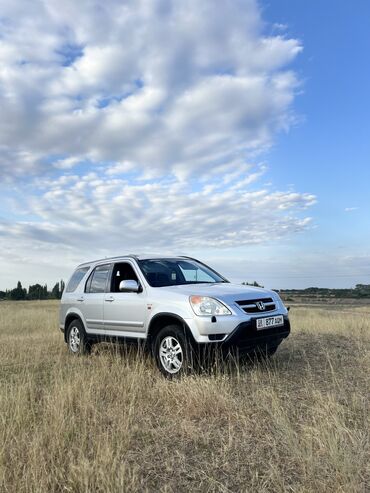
[0,300,369,492]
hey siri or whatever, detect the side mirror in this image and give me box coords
[119,280,140,293]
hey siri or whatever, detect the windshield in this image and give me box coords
[138,258,227,287]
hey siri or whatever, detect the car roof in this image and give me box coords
[77,254,190,267]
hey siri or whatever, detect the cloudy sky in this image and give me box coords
[0,0,369,290]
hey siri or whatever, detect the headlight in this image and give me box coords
[189,296,232,316]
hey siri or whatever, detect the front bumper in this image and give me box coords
[222,315,290,352]
[185,309,290,344]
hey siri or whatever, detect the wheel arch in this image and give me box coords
[64,313,86,343]
[147,312,196,347]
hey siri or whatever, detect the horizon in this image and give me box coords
[1,0,369,291]
[1,270,369,293]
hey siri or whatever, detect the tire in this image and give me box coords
[254,343,279,361]
[153,325,195,377]
[66,319,92,355]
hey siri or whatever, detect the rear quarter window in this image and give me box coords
[66,267,90,293]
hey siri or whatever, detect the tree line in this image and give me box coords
[0,280,65,301]
[280,284,370,299]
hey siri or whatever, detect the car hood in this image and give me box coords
[158,282,276,302]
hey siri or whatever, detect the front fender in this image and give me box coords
[149,304,192,324]
[147,305,204,342]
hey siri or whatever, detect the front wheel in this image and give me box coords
[67,319,92,355]
[154,325,194,377]
[253,343,280,361]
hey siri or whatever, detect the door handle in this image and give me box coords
[105,296,114,302]
[76,296,84,302]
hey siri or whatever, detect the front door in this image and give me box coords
[103,261,148,338]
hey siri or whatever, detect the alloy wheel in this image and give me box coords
[159,336,183,374]
[69,326,81,353]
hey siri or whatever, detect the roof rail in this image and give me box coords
[77,254,138,267]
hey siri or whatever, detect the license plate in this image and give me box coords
[256,315,284,330]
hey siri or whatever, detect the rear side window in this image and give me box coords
[85,264,111,293]
[66,267,90,293]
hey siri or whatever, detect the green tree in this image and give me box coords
[28,283,47,300]
[10,281,27,300]
[51,282,60,299]
[242,281,264,288]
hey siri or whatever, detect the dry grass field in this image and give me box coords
[0,300,369,493]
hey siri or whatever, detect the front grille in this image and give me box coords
[236,297,276,313]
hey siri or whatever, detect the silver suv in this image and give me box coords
[60,255,290,376]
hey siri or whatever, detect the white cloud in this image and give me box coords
[53,156,83,170]
[0,0,302,180]
[0,0,316,289]
[344,207,358,212]
[1,171,315,257]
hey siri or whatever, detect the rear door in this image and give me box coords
[83,263,112,334]
[103,261,148,338]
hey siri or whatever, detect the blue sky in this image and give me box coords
[263,0,370,285]
[0,0,369,290]
[266,0,370,213]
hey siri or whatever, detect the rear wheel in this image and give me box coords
[67,319,92,355]
[154,325,194,377]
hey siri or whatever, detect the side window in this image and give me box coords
[85,264,111,293]
[66,266,90,293]
[111,262,139,292]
